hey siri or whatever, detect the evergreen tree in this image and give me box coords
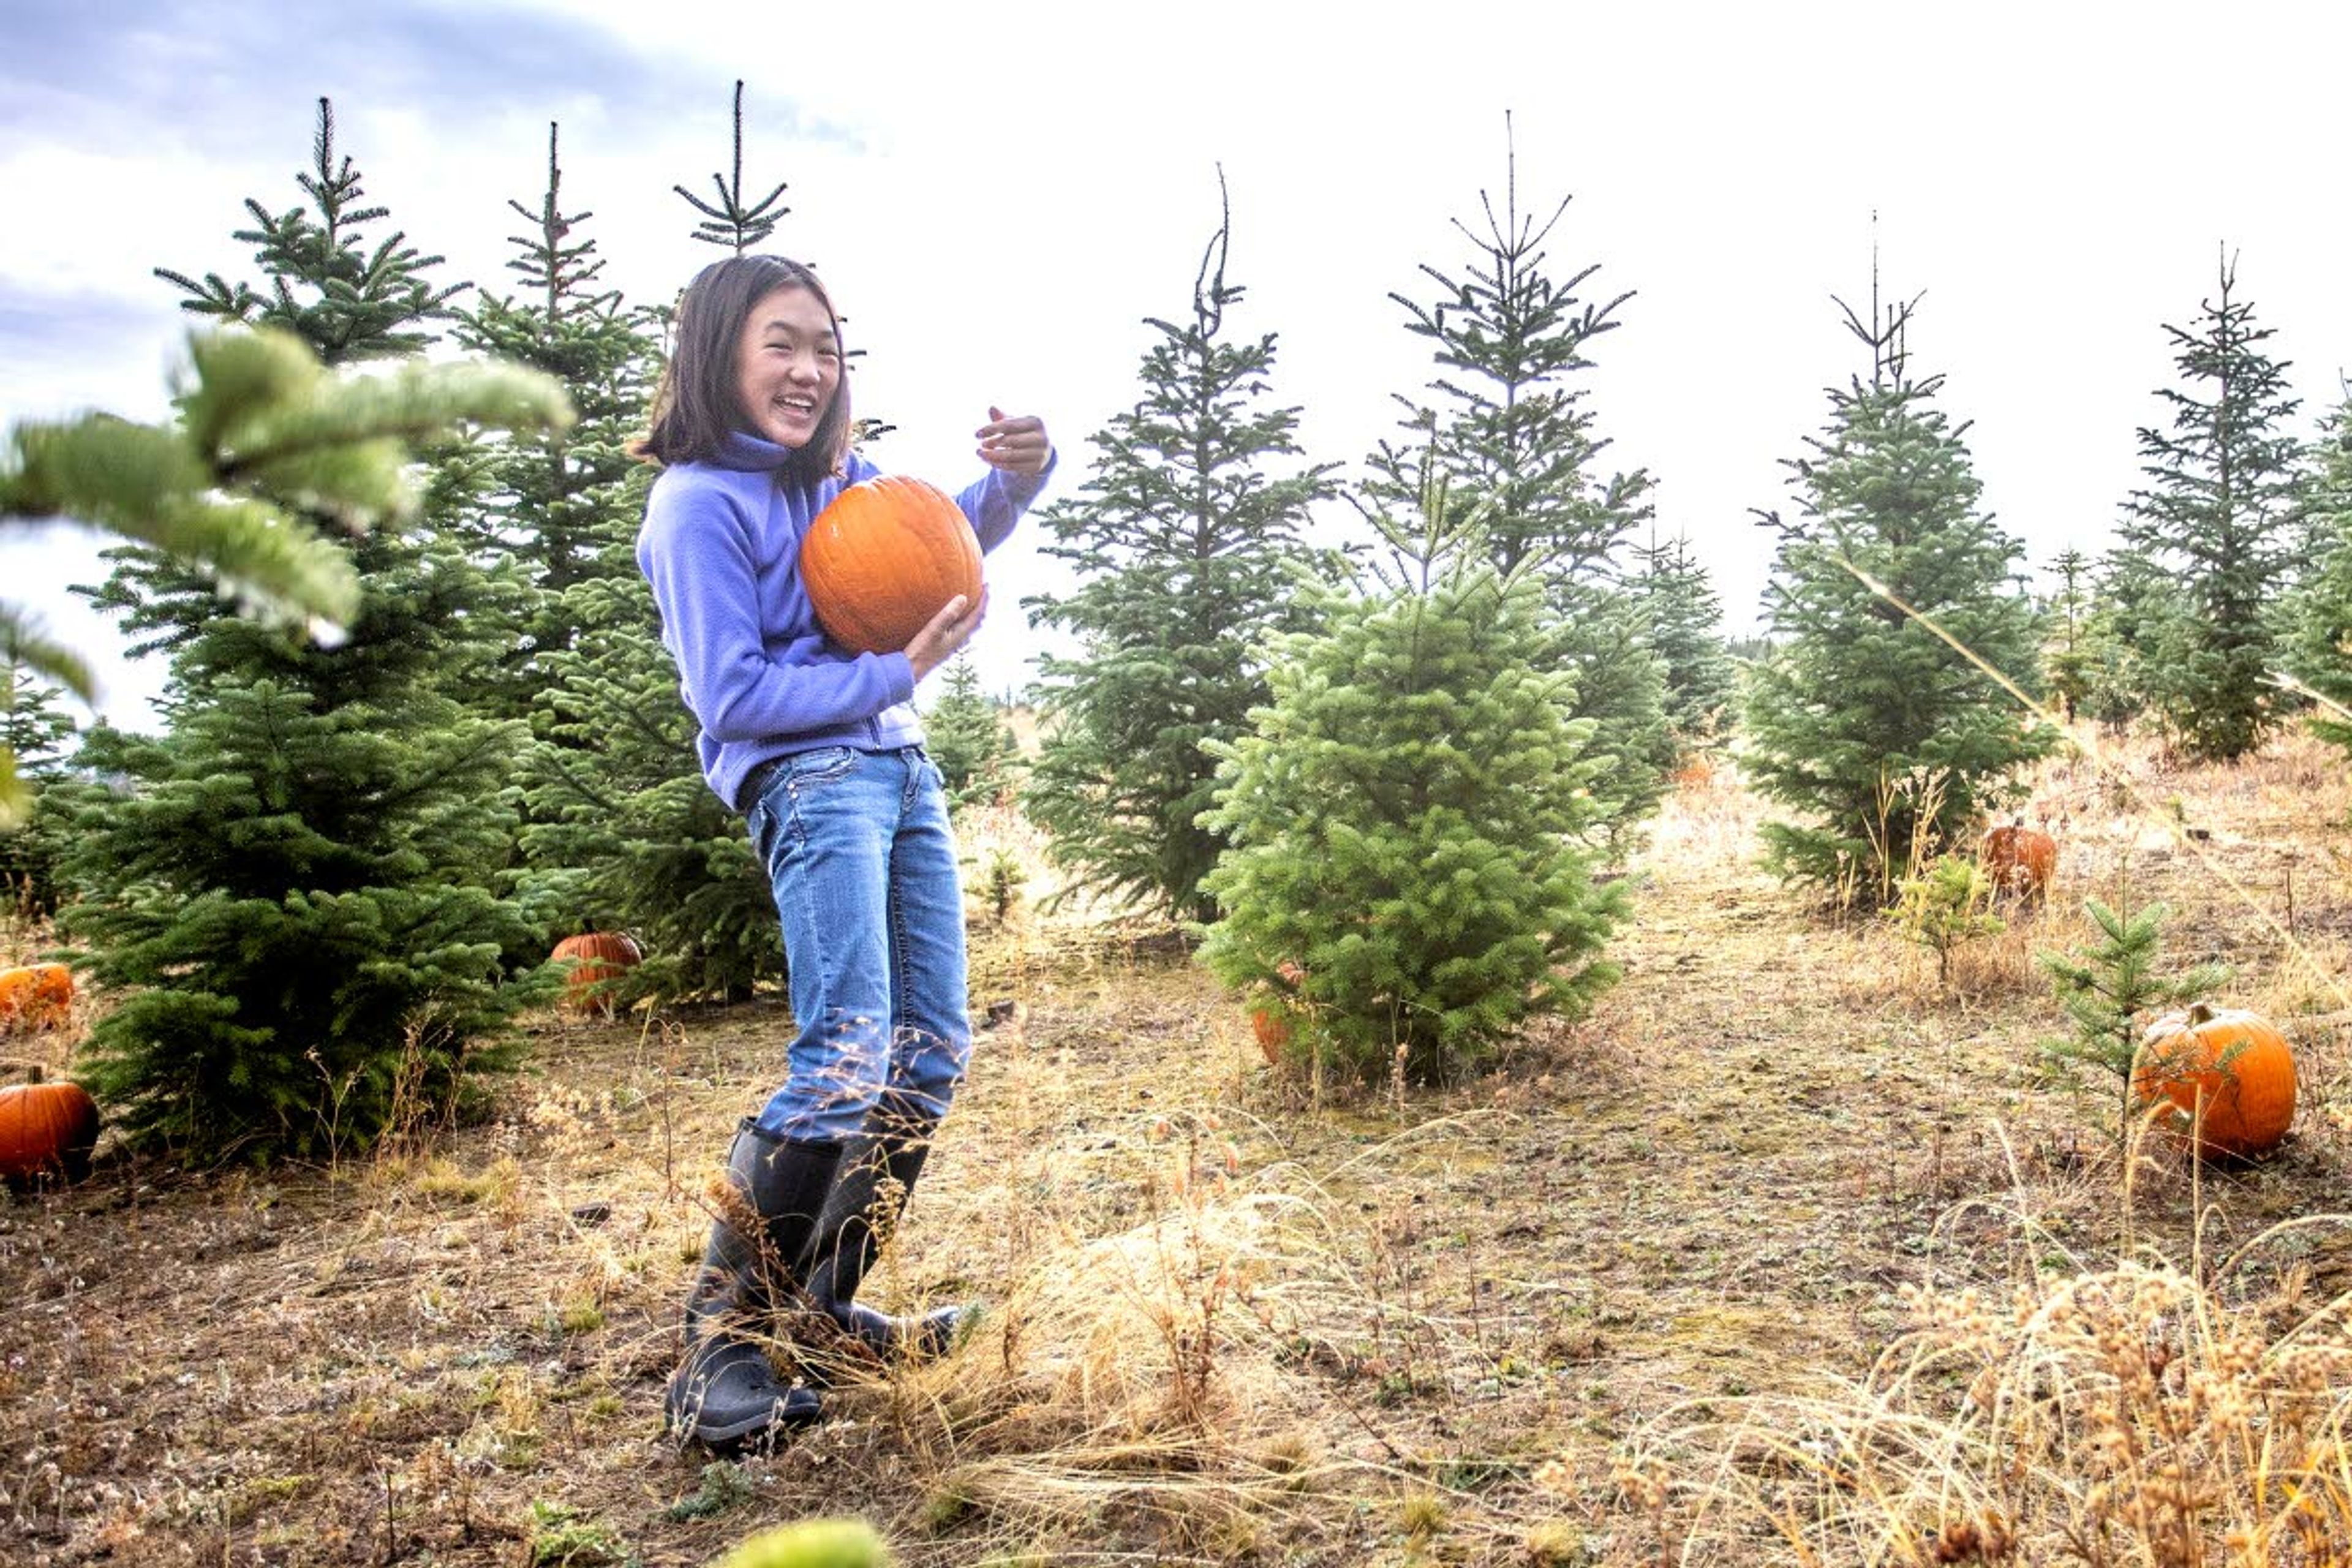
[2077,544,2168,731]
[0,635,82,914]
[1744,285,2053,902]
[2285,393,2352,755]
[518,553,780,1004]
[2039,893,2227,1147]
[924,654,1021,811]
[515,96,822,1003]
[1366,127,1670,840]
[1199,462,1622,1084]
[61,119,569,1164]
[2040,547,2095,723]
[156,97,466,364]
[1023,183,1337,922]
[676,80,791,255]
[453,122,663,724]
[2115,252,2302,761]
[1632,531,1735,751]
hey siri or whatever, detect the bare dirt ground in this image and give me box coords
[5,731,2350,1566]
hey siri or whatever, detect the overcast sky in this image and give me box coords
[6,0,2348,728]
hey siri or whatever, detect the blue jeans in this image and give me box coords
[743,745,971,1143]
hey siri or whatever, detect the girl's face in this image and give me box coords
[732,284,841,448]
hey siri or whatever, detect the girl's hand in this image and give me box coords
[906,586,989,681]
[976,406,1052,475]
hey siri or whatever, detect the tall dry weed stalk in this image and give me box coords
[1623,1237,2352,1566]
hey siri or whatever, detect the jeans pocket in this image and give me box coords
[783,745,861,790]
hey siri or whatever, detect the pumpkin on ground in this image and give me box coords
[1250,1005,1291,1064]
[0,1068,100,1187]
[0,962,73,1033]
[1248,961,1306,1066]
[2132,1003,2296,1158]
[1979,823,2057,902]
[799,476,982,655]
[552,932,642,1017]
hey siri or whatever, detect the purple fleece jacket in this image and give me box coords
[638,429,1054,810]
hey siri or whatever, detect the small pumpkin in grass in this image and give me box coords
[0,962,73,1033]
[1980,823,2057,901]
[2132,1002,2296,1158]
[0,1066,100,1187]
[799,476,981,655]
[1248,960,1306,1066]
[552,932,642,1016]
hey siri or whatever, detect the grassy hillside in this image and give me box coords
[5,730,2351,1566]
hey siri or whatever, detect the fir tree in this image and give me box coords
[1367,125,1670,837]
[515,100,824,1003]
[156,97,467,364]
[2115,252,2302,761]
[61,126,569,1164]
[2039,892,2227,1147]
[2078,544,2169,731]
[1632,531,1735,751]
[2286,393,2352,755]
[2041,547,2095,723]
[1199,462,1622,1084]
[924,654,1021,812]
[676,81,791,254]
[518,555,781,1005]
[452,122,663,724]
[1023,182,1337,922]
[0,635,81,914]
[1744,284,2053,902]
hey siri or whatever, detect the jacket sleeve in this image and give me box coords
[638,475,915,742]
[954,448,1058,556]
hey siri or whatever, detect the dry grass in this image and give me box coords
[3,727,2350,1565]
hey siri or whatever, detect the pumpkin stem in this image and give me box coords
[2187,1001,2217,1027]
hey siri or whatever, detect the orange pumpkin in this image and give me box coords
[0,1071,99,1186]
[1250,1006,1291,1065]
[2132,1003,2296,1158]
[799,477,982,655]
[552,932,641,1017]
[1980,824,2057,901]
[0,962,73,1033]
[1670,756,1715,790]
[1250,961,1306,1066]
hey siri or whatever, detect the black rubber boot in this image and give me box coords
[663,1120,841,1452]
[801,1108,973,1362]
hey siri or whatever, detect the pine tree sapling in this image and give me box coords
[1744,286,2052,902]
[925,655,1021,812]
[1200,473,1623,1084]
[1886,855,2003,992]
[2038,893,2228,1145]
[2041,548,2095,725]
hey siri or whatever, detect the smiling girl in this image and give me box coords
[633,254,1052,1452]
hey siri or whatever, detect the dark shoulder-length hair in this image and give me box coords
[631,254,856,478]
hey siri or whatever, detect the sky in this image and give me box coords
[4,0,2349,729]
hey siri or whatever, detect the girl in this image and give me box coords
[634,254,1053,1452]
